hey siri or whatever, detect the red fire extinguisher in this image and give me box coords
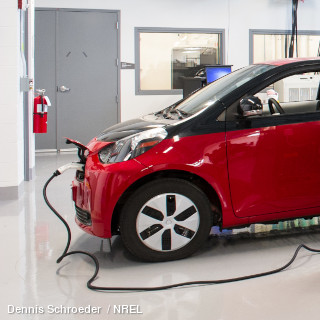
[33,89,51,133]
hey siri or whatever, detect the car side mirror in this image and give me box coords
[239,96,263,117]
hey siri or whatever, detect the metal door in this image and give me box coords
[35,9,119,150]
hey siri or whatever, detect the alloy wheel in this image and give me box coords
[136,193,200,252]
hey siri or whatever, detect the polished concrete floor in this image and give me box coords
[2,152,320,319]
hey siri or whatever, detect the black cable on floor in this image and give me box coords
[44,172,320,292]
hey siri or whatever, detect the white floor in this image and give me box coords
[2,152,320,320]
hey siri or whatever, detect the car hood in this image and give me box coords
[96,117,169,142]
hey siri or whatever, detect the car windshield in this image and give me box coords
[176,64,276,115]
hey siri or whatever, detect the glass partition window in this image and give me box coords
[136,29,224,94]
[252,32,320,64]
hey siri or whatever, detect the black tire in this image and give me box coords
[120,178,212,262]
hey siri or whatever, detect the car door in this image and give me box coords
[225,73,320,218]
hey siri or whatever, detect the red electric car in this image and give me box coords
[71,58,320,262]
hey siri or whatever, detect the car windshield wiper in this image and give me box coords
[154,105,175,119]
[168,108,190,119]
[154,98,186,119]
[153,106,174,119]
[159,107,190,120]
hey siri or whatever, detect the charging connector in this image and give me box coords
[54,162,84,176]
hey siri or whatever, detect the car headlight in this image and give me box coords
[98,128,167,164]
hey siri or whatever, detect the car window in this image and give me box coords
[254,72,320,116]
[176,64,275,116]
[223,71,320,121]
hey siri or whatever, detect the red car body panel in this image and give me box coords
[73,132,243,238]
[73,156,151,238]
[73,121,320,239]
[137,133,238,227]
[227,121,320,218]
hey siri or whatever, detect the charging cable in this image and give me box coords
[44,164,320,292]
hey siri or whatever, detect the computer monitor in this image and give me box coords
[205,65,232,84]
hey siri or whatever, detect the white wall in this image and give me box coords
[0,0,24,197]
[34,0,320,121]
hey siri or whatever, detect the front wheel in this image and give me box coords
[120,178,213,262]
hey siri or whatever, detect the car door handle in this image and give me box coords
[59,85,71,92]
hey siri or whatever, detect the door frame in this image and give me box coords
[34,7,121,149]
